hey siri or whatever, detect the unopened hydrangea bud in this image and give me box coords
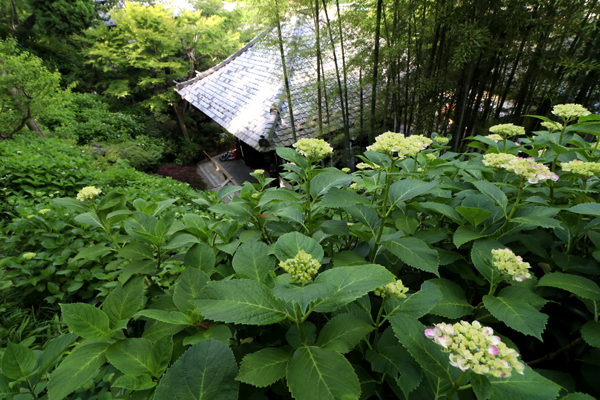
[279,250,321,283]
[254,169,264,175]
[434,136,450,145]
[489,124,525,139]
[293,138,333,161]
[374,279,409,299]
[341,168,351,173]
[492,248,532,282]
[39,209,51,214]
[561,160,600,177]
[356,163,372,170]
[552,104,590,120]
[425,153,437,162]
[76,186,102,201]
[22,252,36,260]
[425,320,525,378]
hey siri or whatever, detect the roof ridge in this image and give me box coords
[175,28,272,90]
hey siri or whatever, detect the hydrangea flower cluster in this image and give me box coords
[482,153,518,169]
[485,134,504,143]
[367,132,432,158]
[552,103,590,120]
[433,136,450,145]
[374,279,409,299]
[482,154,559,184]
[491,248,532,282]
[489,123,525,139]
[39,209,51,214]
[561,160,600,177]
[293,138,333,161]
[341,167,351,173]
[425,320,525,378]
[279,250,321,283]
[541,121,562,132]
[424,153,437,162]
[253,169,264,175]
[76,186,102,201]
[356,163,375,170]
[22,252,36,260]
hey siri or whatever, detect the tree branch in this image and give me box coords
[526,336,584,366]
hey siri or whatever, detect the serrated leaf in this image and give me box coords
[310,171,353,198]
[135,310,190,325]
[313,264,395,312]
[113,374,156,390]
[195,280,288,325]
[118,243,154,260]
[164,233,200,249]
[73,244,113,261]
[0,372,18,396]
[48,342,110,400]
[236,348,292,388]
[106,338,153,375]
[471,373,493,400]
[258,188,303,206]
[560,394,597,400]
[148,335,173,378]
[488,366,561,400]
[566,203,600,217]
[346,205,380,232]
[185,243,216,274]
[381,237,440,276]
[272,282,336,313]
[428,278,474,318]
[316,313,374,353]
[511,216,561,229]
[155,339,238,400]
[143,320,187,343]
[103,276,144,328]
[388,314,453,382]
[36,333,79,379]
[420,202,463,224]
[319,187,370,208]
[473,181,508,211]
[286,346,360,400]
[232,241,275,282]
[1,341,36,380]
[453,226,490,248]
[183,325,232,346]
[60,303,112,340]
[389,179,438,205]
[498,286,547,311]
[173,268,210,314]
[74,211,103,228]
[217,185,242,201]
[456,206,492,227]
[483,295,548,341]
[537,272,600,300]
[385,281,442,318]
[274,231,324,262]
[581,320,600,348]
[121,260,157,283]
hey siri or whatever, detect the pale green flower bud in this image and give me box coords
[561,160,600,177]
[541,121,562,132]
[434,136,450,145]
[254,169,265,175]
[39,209,51,214]
[293,138,333,161]
[279,250,321,283]
[492,248,532,282]
[489,123,525,138]
[374,279,409,299]
[485,134,504,143]
[22,252,36,260]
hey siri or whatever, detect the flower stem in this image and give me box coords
[372,298,387,349]
[443,370,469,400]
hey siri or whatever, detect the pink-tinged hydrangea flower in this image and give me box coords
[424,320,525,378]
[492,248,532,282]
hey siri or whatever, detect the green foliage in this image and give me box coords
[27,0,96,37]
[4,109,600,399]
[0,38,61,140]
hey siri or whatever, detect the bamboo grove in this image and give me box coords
[258,0,600,155]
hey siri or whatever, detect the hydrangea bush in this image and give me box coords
[1,104,600,399]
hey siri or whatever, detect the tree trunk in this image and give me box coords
[369,0,384,143]
[275,0,297,142]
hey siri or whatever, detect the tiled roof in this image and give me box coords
[175,14,364,152]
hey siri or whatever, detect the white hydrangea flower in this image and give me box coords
[293,138,333,161]
[489,124,525,139]
[76,186,102,201]
[561,160,600,177]
[552,104,590,120]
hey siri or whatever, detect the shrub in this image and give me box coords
[0,134,98,219]
[157,164,207,190]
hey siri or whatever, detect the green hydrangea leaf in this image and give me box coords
[316,313,374,354]
[236,348,292,388]
[483,295,548,341]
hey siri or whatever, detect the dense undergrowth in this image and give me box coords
[2,106,600,399]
